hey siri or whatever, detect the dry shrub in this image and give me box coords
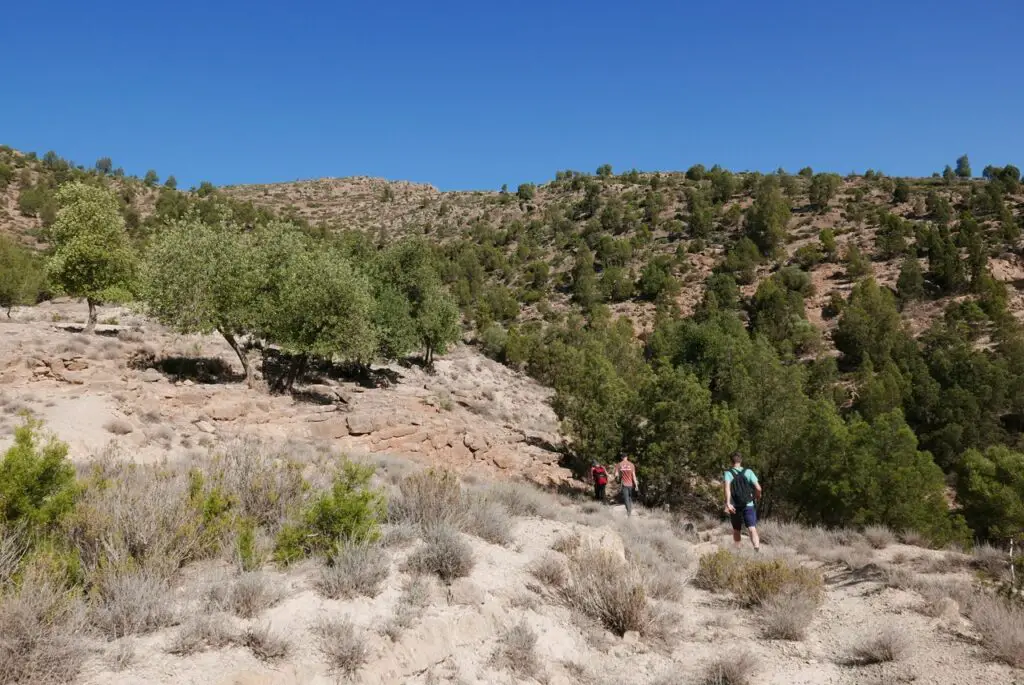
[761,588,818,640]
[380,522,419,548]
[167,614,236,656]
[822,543,875,572]
[315,542,390,599]
[208,572,284,619]
[89,567,177,638]
[405,524,474,584]
[847,628,908,665]
[206,439,308,531]
[389,469,468,528]
[0,524,26,589]
[529,554,568,588]
[559,546,667,639]
[862,525,895,550]
[899,529,929,548]
[883,566,918,590]
[972,543,1007,580]
[381,576,432,641]
[484,481,556,519]
[551,531,581,555]
[103,418,134,435]
[242,623,291,662]
[490,621,540,679]
[969,595,1024,668]
[699,650,756,685]
[108,638,135,672]
[0,573,87,685]
[695,549,823,608]
[314,616,368,679]
[624,531,687,602]
[463,495,513,546]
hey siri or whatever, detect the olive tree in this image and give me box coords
[0,236,43,316]
[47,182,136,332]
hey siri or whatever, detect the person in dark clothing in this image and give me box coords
[590,461,609,502]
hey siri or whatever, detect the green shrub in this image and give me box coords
[274,461,384,565]
[694,549,742,591]
[0,419,77,534]
[695,549,823,607]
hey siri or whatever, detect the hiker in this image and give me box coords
[724,452,761,551]
[590,461,609,502]
[614,454,639,516]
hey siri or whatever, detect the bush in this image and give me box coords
[490,621,540,680]
[847,628,908,664]
[315,541,390,599]
[760,588,817,640]
[242,623,291,662]
[207,572,283,619]
[167,614,236,656]
[699,650,756,685]
[388,469,467,529]
[969,595,1024,667]
[89,568,176,638]
[0,419,76,534]
[528,554,568,588]
[863,525,896,549]
[483,481,555,519]
[405,523,474,584]
[694,549,742,591]
[380,576,431,641]
[274,461,385,564]
[313,616,368,679]
[462,495,513,546]
[695,549,823,608]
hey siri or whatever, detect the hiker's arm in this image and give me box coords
[723,480,733,512]
[754,483,762,501]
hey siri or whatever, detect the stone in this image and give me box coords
[140,368,163,383]
[310,418,349,440]
[195,421,216,434]
[448,441,473,462]
[375,424,418,441]
[486,447,525,470]
[464,432,488,453]
[447,578,485,606]
[209,402,247,421]
[346,413,379,435]
[48,357,67,374]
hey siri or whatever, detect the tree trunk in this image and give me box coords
[284,353,307,393]
[220,329,254,387]
[85,298,98,334]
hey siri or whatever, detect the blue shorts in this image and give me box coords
[731,506,757,530]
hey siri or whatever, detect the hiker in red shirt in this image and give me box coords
[590,461,609,502]
[614,454,639,516]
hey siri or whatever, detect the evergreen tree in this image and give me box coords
[896,256,925,305]
[955,154,972,179]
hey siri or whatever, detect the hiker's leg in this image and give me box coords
[623,486,633,515]
[744,507,760,550]
[730,511,743,545]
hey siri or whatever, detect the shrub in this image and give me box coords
[103,419,134,435]
[0,419,76,534]
[388,468,467,528]
[89,568,176,638]
[0,572,87,685]
[207,439,308,531]
[490,621,540,680]
[862,525,895,550]
[551,531,581,555]
[380,576,432,641]
[969,595,1024,668]
[405,524,474,584]
[694,549,742,591]
[484,481,555,519]
[462,495,513,546]
[528,555,568,588]
[315,542,390,599]
[274,461,385,564]
[313,617,368,679]
[242,623,291,662]
[695,549,823,608]
[167,614,236,656]
[207,572,283,619]
[761,588,817,640]
[699,650,756,685]
[847,628,908,664]
[559,546,666,638]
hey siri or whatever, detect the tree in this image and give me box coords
[596,164,613,178]
[0,236,43,316]
[418,293,460,366]
[844,242,871,279]
[686,164,706,181]
[47,183,136,332]
[516,183,536,202]
[834,279,904,367]
[892,178,911,204]
[143,214,264,384]
[94,157,113,175]
[745,186,791,256]
[798,167,814,178]
[942,165,956,183]
[143,169,159,187]
[571,246,600,310]
[164,175,178,190]
[809,173,841,210]
[957,446,1024,542]
[896,256,925,305]
[955,154,972,179]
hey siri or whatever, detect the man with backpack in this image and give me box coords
[590,461,609,502]
[724,452,762,551]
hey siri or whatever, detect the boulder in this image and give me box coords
[64,358,89,372]
[463,432,488,453]
[209,402,248,421]
[374,424,419,441]
[195,421,216,434]
[346,413,379,435]
[309,418,349,440]
[485,447,526,470]
[139,368,163,383]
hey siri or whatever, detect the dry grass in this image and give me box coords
[108,638,135,672]
[490,621,541,679]
[699,650,757,685]
[103,418,134,435]
[847,628,908,665]
[89,568,177,638]
[207,439,309,531]
[862,525,896,549]
[484,481,556,519]
[551,531,581,555]
[761,588,818,640]
[389,469,468,528]
[972,543,1007,580]
[242,623,291,662]
[314,616,369,680]
[380,522,419,548]
[695,549,823,608]
[899,529,929,547]
[315,542,390,599]
[529,554,568,588]
[969,595,1024,668]
[0,573,87,685]
[405,524,474,584]
[0,524,25,589]
[167,614,236,656]
[380,576,432,641]
[210,572,284,619]
[463,495,513,546]
[559,546,669,639]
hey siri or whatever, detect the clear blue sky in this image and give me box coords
[4,1,1022,191]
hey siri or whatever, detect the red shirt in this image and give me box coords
[616,460,636,487]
